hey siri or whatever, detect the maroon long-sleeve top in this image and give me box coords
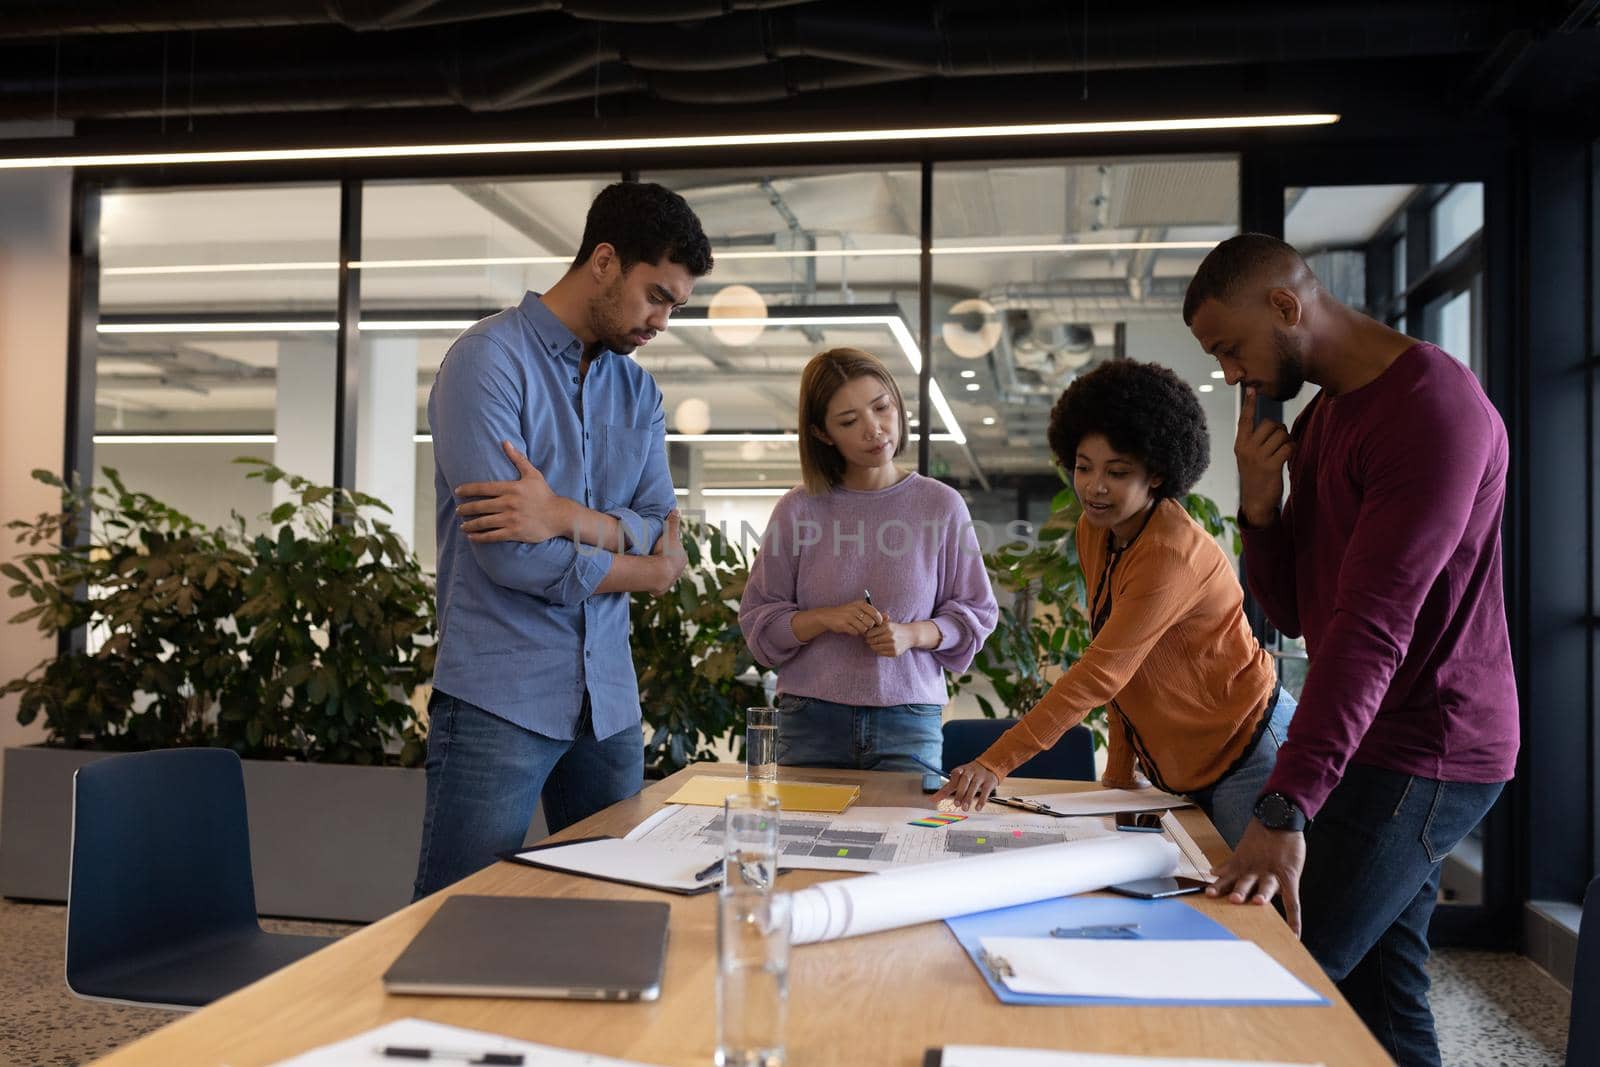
[1243,343,1519,819]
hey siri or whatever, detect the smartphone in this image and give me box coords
[1106,876,1208,899]
[1114,811,1165,833]
[921,772,945,794]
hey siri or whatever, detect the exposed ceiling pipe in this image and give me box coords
[0,3,1517,119]
[0,0,820,36]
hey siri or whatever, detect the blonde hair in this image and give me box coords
[797,347,910,495]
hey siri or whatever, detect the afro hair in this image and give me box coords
[1047,359,1210,499]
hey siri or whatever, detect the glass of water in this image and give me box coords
[722,793,779,892]
[716,888,792,1067]
[745,706,778,782]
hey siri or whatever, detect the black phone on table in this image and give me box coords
[1105,876,1208,899]
[1114,811,1165,833]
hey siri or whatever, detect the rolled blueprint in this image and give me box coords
[788,833,1178,945]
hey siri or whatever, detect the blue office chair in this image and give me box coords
[66,748,336,1010]
[942,719,1096,782]
[1567,875,1600,1066]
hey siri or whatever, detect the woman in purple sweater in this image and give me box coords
[739,348,999,772]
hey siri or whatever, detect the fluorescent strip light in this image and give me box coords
[412,432,959,444]
[104,261,339,276]
[103,240,1222,277]
[352,256,569,270]
[94,434,276,445]
[0,114,1339,170]
[94,431,961,446]
[99,320,338,333]
[674,488,791,497]
[97,312,967,442]
[931,241,1218,256]
[359,320,477,332]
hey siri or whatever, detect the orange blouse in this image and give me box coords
[976,497,1276,794]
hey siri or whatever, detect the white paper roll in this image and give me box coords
[788,834,1178,945]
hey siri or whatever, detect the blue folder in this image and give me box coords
[944,896,1328,1007]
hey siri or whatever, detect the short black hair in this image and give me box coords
[572,181,714,277]
[1047,359,1209,499]
[1182,232,1306,325]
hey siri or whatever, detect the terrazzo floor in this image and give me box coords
[0,898,1573,1066]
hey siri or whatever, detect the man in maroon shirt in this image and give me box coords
[1184,234,1518,1067]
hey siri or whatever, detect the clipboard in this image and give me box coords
[944,896,1327,1007]
[499,836,722,896]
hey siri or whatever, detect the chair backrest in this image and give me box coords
[68,748,260,985]
[941,719,1096,782]
[1568,875,1600,1067]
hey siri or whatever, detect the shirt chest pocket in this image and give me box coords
[592,423,651,509]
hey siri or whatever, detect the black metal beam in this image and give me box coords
[332,178,361,492]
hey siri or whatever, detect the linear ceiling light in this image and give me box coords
[97,312,969,444]
[102,240,1226,277]
[91,431,962,447]
[5,114,1338,170]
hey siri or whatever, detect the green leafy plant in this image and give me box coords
[2,462,434,766]
[951,470,1240,749]
[632,520,762,776]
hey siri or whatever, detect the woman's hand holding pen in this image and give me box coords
[931,760,1002,811]
[792,600,882,642]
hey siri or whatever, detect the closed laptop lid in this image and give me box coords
[382,895,671,1001]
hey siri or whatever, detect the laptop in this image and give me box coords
[382,895,671,1001]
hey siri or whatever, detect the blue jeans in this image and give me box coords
[1300,763,1504,1067]
[1187,688,1297,849]
[773,694,942,774]
[411,689,643,899]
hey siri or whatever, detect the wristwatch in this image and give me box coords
[1254,791,1307,832]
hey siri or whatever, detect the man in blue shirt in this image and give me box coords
[413,182,713,898]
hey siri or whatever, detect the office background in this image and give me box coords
[0,5,1595,1054]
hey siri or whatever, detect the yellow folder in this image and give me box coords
[665,775,860,813]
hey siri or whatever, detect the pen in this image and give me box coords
[905,753,947,780]
[863,587,873,605]
[380,1046,525,1065]
[693,858,723,882]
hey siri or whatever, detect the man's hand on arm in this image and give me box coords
[1207,819,1308,936]
[456,440,630,551]
[1236,388,1293,530]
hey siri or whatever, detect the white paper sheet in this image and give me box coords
[977,937,1325,1002]
[271,1017,668,1066]
[788,834,1178,944]
[514,837,725,892]
[1009,787,1194,816]
[626,804,1211,881]
[937,1048,1321,1067]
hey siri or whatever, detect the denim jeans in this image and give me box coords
[411,689,643,899]
[1186,688,1298,849]
[773,694,943,774]
[1299,762,1504,1067]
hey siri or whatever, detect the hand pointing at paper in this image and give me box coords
[932,760,1001,811]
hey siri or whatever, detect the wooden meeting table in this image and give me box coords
[92,764,1392,1066]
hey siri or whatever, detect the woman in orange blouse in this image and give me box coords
[934,359,1293,848]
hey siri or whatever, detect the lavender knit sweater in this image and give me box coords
[738,473,1000,707]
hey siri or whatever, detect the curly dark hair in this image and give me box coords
[1046,359,1210,499]
[573,181,714,276]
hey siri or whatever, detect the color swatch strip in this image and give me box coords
[909,812,970,828]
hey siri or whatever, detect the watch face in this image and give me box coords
[1258,794,1290,826]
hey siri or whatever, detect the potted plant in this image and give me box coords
[0,461,435,921]
[632,519,762,777]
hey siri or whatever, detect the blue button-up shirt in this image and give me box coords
[428,292,676,740]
